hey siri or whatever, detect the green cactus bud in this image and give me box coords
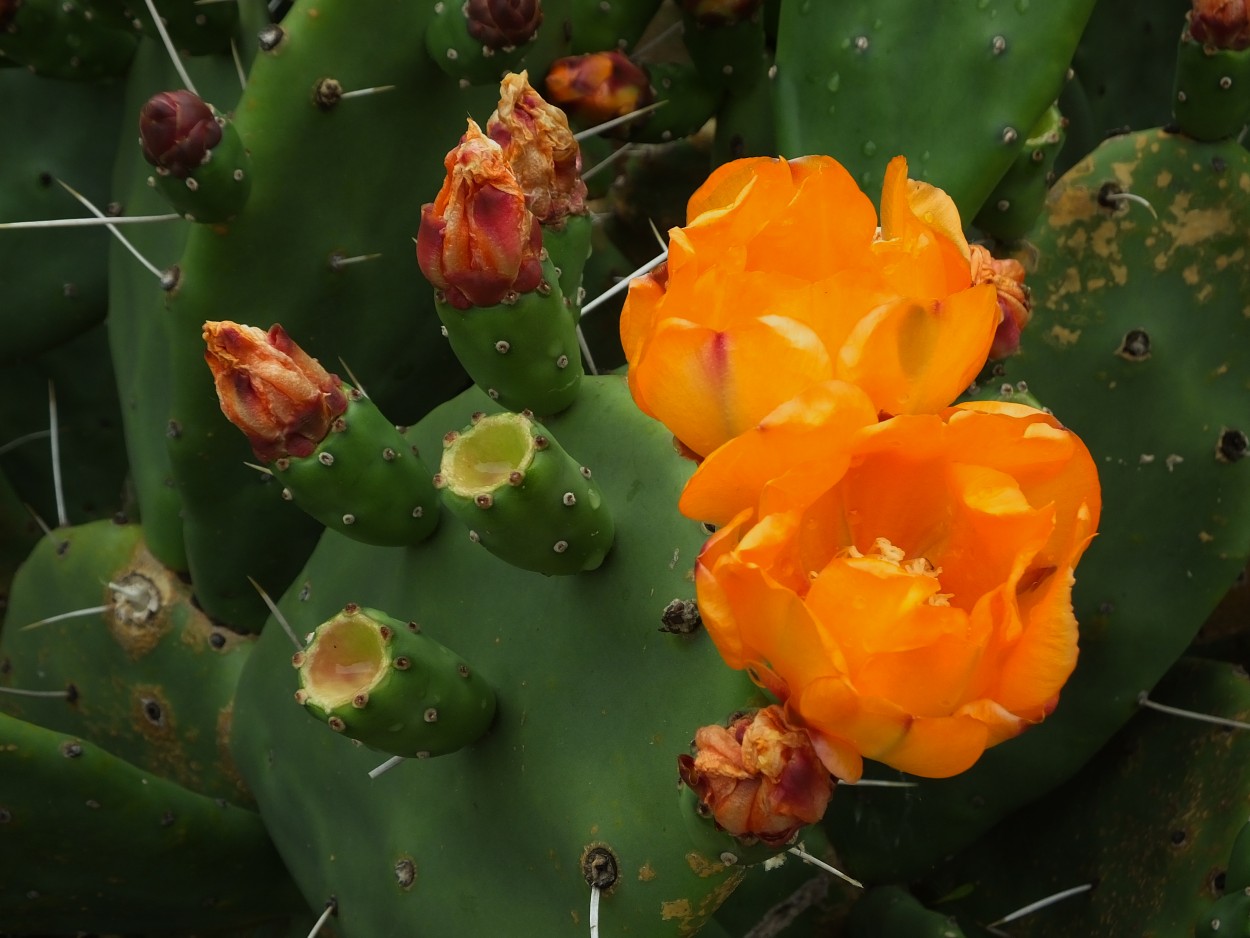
[139,92,252,223]
[436,410,614,574]
[272,385,442,547]
[1173,16,1250,141]
[294,604,496,758]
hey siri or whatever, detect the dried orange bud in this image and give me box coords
[543,51,653,127]
[970,244,1032,359]
[487,71,587,225]
[416,119,544,309]
[203,321,347,463]
[678,705,832,847]
[1189,0,1250,49]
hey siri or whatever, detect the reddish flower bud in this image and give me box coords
[487,71,587,225]
[678,706,833,847]
[1189,0,1250,50]
[465,0,543,48]
[139,90,224,179]
[681,0,764,25]
[416,119,544,310]
[543,52,654,128]
[971,244,1032,359]
[203,321,348,463]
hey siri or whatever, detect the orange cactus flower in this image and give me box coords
[416,119,544,310]
[487,71,587,225]
[619,154,1000,458]
[694,403,1101,781]
[678,705,833,847]
[203,321,347,463]
[543,51,654,128]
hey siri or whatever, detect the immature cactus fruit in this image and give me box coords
[678,706,832,849]
[139,91,251,221]
[436,410,614,574]
[425,0,540,84]
[204,321,440,546]
[294,605,496,758]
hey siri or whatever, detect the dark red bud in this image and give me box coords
[465,0,543,48]
[139,90,223,179]
[0,0,22,31]
[1189,0,1250,49]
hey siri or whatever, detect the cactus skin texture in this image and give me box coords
[824,127,1250,883]
[295,604,496,757]
[921,658,1250,936]
[231,377,763,936]
[0,710,305,934]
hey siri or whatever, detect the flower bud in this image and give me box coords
[681,0,764,25]
[678,706,832,847]
[0,0,20,31]
[1188,0,1250,50]
[465,0,543,48]
[203,321,348,463]
[139,90,224,179]
[487,71,587,225]
[970,244,1032,359]
[416,119,544,310]
[543,51,654,128]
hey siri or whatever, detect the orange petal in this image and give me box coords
[679,380,877,526]
[630,315,834,458]
[838,284,999,415]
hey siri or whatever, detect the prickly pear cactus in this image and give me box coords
[5,2,1250,936]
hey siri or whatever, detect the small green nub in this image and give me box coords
[437,410,614,575]
[295,605,496,758]
[273,385,441,547]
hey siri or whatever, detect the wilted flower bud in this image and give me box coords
[543,51,654,128]
[139,90,223,179]
[416,119,544,309]
[487,71,587,225]
[1188,0,1250,49]
[681,0,764,25]
[203,321,347,463]
[0,0,21,31]
[970,244,1032,359]
[678,706,832,847]
[465,0,543,48]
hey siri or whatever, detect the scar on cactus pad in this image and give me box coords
[294,604,495,759]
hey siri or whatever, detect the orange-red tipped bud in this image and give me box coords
[487,71,587,225]
[139,90,223,179]
[1188,0,1250,49]
[971,244,1032,359]
[678,705,832,847]
[203,321,347,463]
[465,0,543,48]
[416,119,544,310]
[543,51,653,128]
